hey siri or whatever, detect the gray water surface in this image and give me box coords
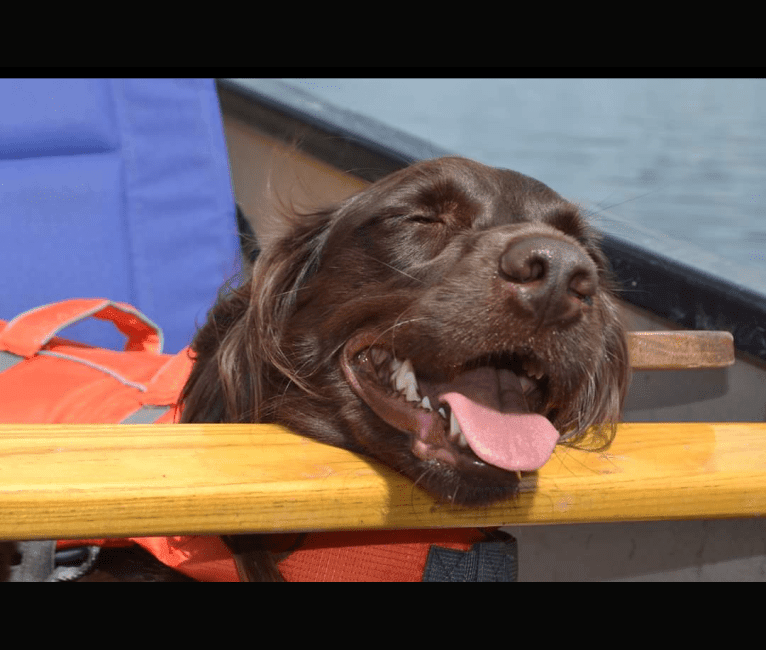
[286,79,766,276]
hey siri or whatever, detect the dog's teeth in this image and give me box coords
[516,471,523,481]
[392,358,421,403]
[370,347,387,366]
[389,357,402,375]
[522,358,544,380]
[449,410,459,439]
[420,396,432,411]
[392,358,411,391]
[519,375,535,395]
[438,407,447,419]
[449,411,468,448]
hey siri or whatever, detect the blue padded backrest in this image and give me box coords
[0,79,239,353]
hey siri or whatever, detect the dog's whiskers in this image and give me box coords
[364,254,424,284]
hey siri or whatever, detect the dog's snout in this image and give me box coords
[500,236,598,326]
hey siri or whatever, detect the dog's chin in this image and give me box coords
[339,330,563,505]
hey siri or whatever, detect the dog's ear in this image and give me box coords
[180,209,335,424]
[179,283,252,423]
[559,295,631,451]
[256,209,334,326]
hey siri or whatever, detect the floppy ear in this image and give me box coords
[558,293,631,451]
[179,210,334,424]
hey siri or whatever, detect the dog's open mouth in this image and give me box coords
[341,332,560,476]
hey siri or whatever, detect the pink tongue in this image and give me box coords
[438,367,559,472]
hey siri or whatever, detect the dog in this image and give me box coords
[179,156,630,579]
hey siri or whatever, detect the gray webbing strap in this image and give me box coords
[0,350,24,373]
[120,405,172,424]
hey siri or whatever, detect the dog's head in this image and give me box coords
[182,157,630,506]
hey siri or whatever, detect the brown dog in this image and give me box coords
[180,156,630,578]
[184,156,629,503]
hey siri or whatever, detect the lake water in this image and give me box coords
[285,79,766,276]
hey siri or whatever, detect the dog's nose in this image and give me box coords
[499,236,598,327]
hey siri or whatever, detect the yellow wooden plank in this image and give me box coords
[2,422,765,541]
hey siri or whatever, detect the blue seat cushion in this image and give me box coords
[0,79,239,353]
